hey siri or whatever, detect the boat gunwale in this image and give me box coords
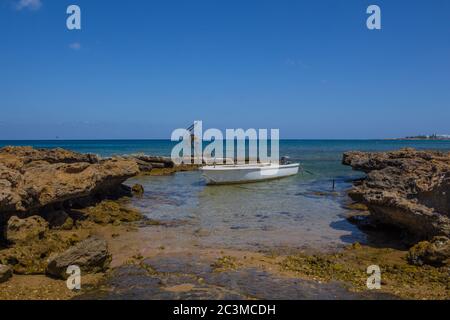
[199,163,300,171]
[204,173,298,185]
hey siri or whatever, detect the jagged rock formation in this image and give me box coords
[0,147,144,280]
[0,146,139,219]
[343,148,450,239]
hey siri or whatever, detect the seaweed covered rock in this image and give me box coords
[408,236,450,266]
[1,214,85,275]
[343,148,450,239]
[46,237,111,279]
[0,230,81,274]
[131,184,144,196]
[83,200,143,225]
[5,215,49,245]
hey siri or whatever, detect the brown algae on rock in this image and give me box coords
[344,202,369,211]
[131,184,144,196]
[211,256,240,272]
[408,236,450,267]
[280,244,449,299]
[0,227,90,275]
[141,164,199,176]
[83,200,143,225]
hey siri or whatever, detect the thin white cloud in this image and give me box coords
[15,0,42,11]
[285,58,310,69]
[68,42,81,50]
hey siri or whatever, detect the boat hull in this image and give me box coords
[200,163,300,185]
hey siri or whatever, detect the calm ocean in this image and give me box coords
[2,139,449,158]
[2,139,449,251]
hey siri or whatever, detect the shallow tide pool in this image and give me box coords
[126,169,367,252]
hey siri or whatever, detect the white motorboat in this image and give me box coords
[200,162,300,185]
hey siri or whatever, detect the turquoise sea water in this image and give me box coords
[2,140,450,250]
[2,139,450,178]
[3,139,450,157]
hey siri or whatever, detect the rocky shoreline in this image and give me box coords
[0,146,449,299]
[0,146,194,295]
[343,148,450,268]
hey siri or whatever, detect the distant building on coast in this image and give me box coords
[402,134,450,140]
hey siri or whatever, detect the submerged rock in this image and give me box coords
[343,148,450,239]
[0,264,12,283]
[5,216,49,245]
[345,212,377,230]
[131,184,144,196]
[46,237,111,279]
[408,236,450,267]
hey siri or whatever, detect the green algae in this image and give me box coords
[280,243,450,299]
[211,256,240,272]
[144,219,164,226]
[83,200,143,225]
[344,202,369,211]
[0,231,85,275]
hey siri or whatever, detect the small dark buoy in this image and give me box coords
[332,179,335,191]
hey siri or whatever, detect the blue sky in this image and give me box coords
[0,0,449,139]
